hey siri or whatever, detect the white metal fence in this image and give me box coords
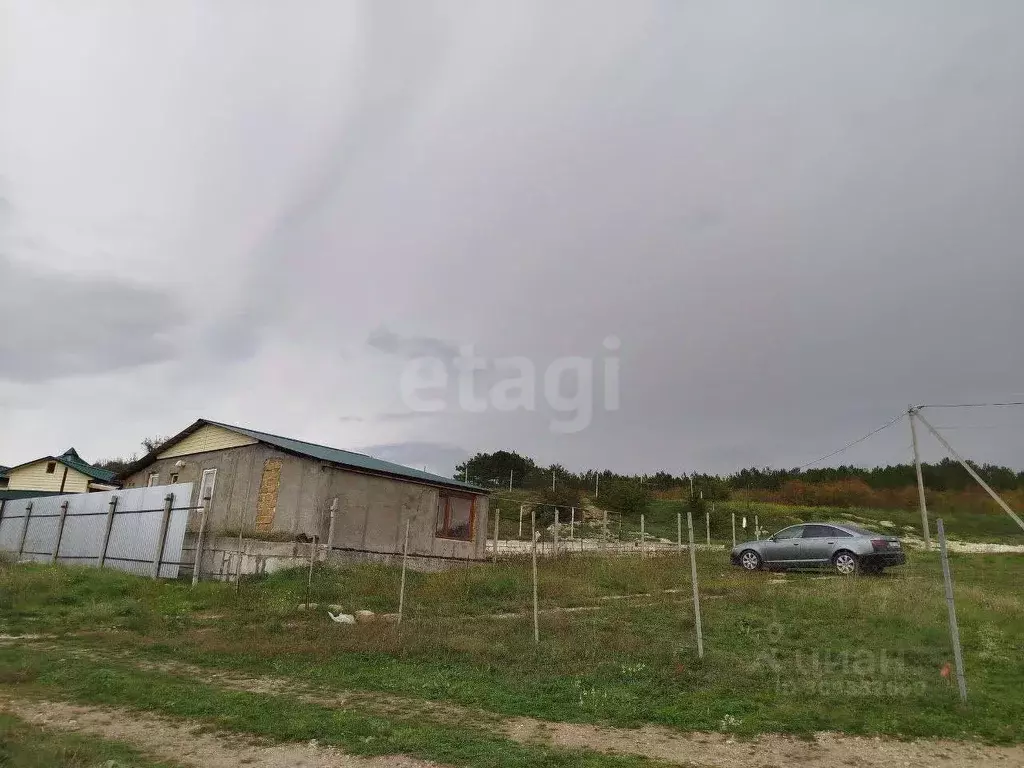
[0,484,194,579]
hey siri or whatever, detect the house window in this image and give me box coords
[169,472,179,483]
[147,472,159,487]
[46,462,56,474]
[435,492,475,541]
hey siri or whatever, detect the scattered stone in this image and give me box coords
[355,609,376,623]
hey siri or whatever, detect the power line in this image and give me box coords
[796,412,906,470]
[917,402,1024,409]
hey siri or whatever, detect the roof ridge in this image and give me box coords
[204,419,377,460]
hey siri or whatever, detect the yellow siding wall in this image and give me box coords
[6,461,91,493]
[157,424,257,459]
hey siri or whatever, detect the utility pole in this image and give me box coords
[909,406,931,549]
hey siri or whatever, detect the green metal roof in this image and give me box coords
[203,420,486,493]
[57,448,118,484]
[1,448,117,485]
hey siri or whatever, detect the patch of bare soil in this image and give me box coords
[513,719,1024,768]
[1,697,441,768]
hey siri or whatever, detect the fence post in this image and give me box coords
[151,493,173,580]
[325,498,338,561]
[191,493,212,587]
[99,496,118,568]
[51,500,70,564]
[602,510,608,552]
[705,510,711,547]
[492,508,500,564]
[569,507,575,539]
[518,505,524,538]
[755,514,760,540]
[937,519,968,703]
[686,510,705,658]
[17,502,32,559]
[553,508,559,557]
[640,514,646,556]
[0,499,5,534]
[532,507,539,644]
[398,520,410,627]
[677,512,682,553]
[731,512,736,547]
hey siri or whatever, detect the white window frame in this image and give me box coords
[147,472,159,487]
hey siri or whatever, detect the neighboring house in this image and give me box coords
[121,419,490,567]
[0,466,9,489]
[2,448,119,494]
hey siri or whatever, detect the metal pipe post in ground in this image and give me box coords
[686,511,704,658]
[640,514,645,555]
[152,494,174,580]
[554,508,559,557]
[519,505,524,538]
[51,500,70,564]
[569,507,575,539]
[99,496,118,568]
[909,407,932,548]
[677,512,682,554]
[531,508,539,644]
[936,519,967,703]
[705,509,711,547]
[398,520,410,627]
[602,510,608,552]
[192,493,212,587]
[754,515,760,540]
[305,535,317,609]
[731,512,736,547]
[492,508,500,564]
[325,498,338,561]
[17,502,32,559]
[915,410,1024,533]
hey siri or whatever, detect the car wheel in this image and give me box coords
[739,549,762,571]
[833,550,858,575]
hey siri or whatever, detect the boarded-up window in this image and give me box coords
[255,458,282,533]
[435,493,475,541]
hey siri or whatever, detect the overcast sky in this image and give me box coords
[2,1,1023,477]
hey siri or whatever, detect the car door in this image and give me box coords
[761,525,805,563]
[799,524,843,565]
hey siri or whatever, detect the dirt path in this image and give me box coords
[2,697,441,768]
[7,637,1023,768]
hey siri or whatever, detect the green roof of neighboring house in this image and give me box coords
[0,448,117,485]
[0,489,64,501]
[139,419,486,493]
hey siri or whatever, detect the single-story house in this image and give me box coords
[121,419,490,570]
[0,466,9,489]
[1,448,119,494]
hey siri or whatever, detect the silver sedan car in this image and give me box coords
[730,522,906,575]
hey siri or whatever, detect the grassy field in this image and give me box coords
[1,545,1022,761]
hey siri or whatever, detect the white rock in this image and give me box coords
[355,609,376,623]
[328,611,355,624]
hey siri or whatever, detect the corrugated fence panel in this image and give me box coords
[57,492,112,563]
[0,502,27,552]
[21,496,63,562]
[0,484,194,579]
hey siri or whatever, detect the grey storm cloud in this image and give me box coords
[0,255,185,383]
[366,326,459,360]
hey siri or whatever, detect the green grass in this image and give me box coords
[2,552,1022,744]
[0,712,181,768]
[0,650,664,768]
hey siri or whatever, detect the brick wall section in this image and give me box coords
[254,458,282,533]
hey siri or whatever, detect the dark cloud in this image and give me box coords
[0,256,185,382]
[366,326,459,360]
